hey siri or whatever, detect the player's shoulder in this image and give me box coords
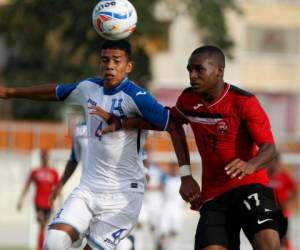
[78,77,104,87]
[175,86,192,97]
[30,168,38,175]
[176,87,195,105]
[122,79,159,106]
[122,79,149,97]
[228,84,254,98]
[179,87,194,98]
[48,167,59,174]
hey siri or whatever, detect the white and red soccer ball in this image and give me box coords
[92,0,137,40]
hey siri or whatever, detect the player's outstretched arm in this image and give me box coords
[89,105,159,133]
[0,84,57,100]
[225,142,277,180]
[50,159,78,204]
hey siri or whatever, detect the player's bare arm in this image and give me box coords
[0,84,57,100]
[17,176,32,211]
[89,105,158,133]
[225,142,277,179]
[89,104,201,206]
[50,159,78,204]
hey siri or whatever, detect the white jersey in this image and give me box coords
[56,77,169,193]
[70,122,88,165]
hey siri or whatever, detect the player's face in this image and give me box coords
[100,49,133,87]
[187,53,223,96]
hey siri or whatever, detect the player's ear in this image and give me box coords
[126,61,134,74]
[217,66,224,77]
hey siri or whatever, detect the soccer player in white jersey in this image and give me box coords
[0,40,199,250]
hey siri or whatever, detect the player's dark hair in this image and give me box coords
[100,40,132,60]
[191,45,225,67]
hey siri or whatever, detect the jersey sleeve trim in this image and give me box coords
[56,83,79,101]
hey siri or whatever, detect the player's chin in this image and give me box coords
[191,85,204,93]
[103,77,119,86]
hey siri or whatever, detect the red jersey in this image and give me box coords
[171,83,274,204]
[29,167,59,209]
[269,170,297,216]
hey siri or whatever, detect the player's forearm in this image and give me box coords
[167,118,190,166]
[3,84,57,100]
[59,160,78,186]
[248,143,277,171]
[19,184,30,202]
[122,117,160,130]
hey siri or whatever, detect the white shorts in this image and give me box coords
[50,186,143,249]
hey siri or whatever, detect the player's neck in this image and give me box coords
[202,81,226,103]
[103,77,128,89]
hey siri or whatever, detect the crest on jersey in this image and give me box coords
[216,119,228,134]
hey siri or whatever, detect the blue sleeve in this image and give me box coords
[124,84,169,130]
[56,82,79,101]
[137,94,169,130]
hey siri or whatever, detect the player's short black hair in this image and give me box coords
[191,45,225,67]
[100,40,132,60]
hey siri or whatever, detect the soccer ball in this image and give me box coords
[92,0,137,40]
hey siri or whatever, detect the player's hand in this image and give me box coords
[0,86,10,99]
[225,158,256,179]
[89,105,110,121]
[89,105,122,134]
[179,175,201,206]
[190,198,202,211]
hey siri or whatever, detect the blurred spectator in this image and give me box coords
[142,155,165,250]
[158,162,185,250]
[269,153,298,250]
[117,149,164,250]
[17,149,59,250]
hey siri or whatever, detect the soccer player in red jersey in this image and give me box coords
[17,150,59,250]
[269,153,298,250]
[91,45,288,250]
[170,45,287,250]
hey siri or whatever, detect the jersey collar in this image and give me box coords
[206,82,230,108]
[103,77,129,95]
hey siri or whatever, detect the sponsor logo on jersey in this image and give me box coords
[193,103,203,110]
[87,98,97,106]
[136,91,147,96]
